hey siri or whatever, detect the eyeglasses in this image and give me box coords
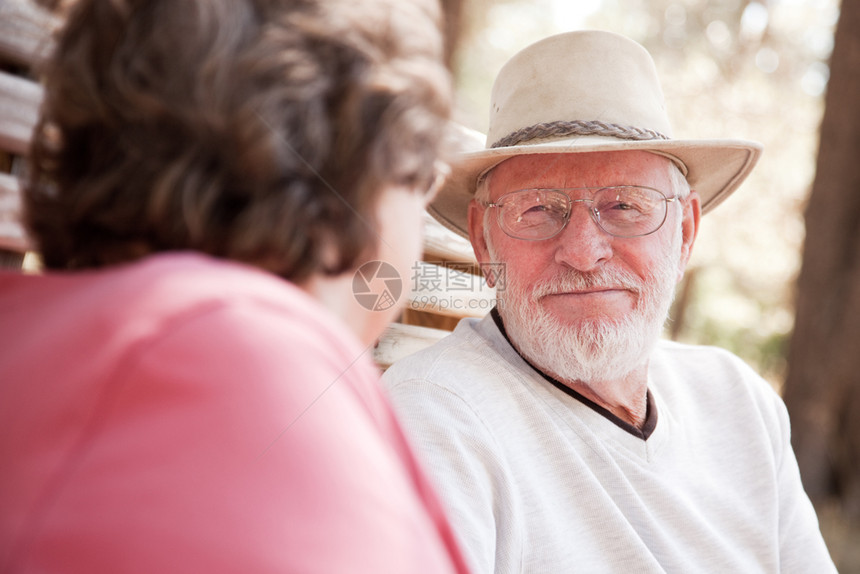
[481,186,679,241]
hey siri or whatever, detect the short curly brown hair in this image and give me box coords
[25,0,452,282]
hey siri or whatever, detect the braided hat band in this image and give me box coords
[490,120,670,149]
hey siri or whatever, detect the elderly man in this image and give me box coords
[383,31,836,573]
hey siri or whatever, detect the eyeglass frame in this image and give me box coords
[478,185,681,241]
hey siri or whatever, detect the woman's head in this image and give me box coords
[26,0,452,282]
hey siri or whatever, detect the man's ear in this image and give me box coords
[467,199,495,287]
[677,190,701,281]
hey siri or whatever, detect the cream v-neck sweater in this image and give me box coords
[383,313,835,573]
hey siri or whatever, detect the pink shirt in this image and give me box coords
[0,253,468,573]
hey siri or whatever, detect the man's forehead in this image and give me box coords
[487,150,672,191]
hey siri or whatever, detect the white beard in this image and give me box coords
[492,228,681,386]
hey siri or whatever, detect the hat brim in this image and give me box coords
[429,137,763,239]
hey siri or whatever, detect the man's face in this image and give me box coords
[468,151,700,384]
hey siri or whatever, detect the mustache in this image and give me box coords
[528,268,643,300]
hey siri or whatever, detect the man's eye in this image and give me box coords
[604,201,642,212]
[524,205,549,214]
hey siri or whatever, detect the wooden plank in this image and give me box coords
[420,123,485,270]
[0,70,42,156]
[0,171,28,253]
[0,0,58,68]
[421,210,478,270]
[407,261,495,318]
[400,307,460,331]
[373,322,450,370]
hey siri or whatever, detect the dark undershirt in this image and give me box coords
[490,307,657,441]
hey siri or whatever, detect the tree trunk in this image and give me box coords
[439,0,464,70]
[784,0,860,519]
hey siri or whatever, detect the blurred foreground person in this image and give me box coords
[0,0,469,572]
[383,31,835,573]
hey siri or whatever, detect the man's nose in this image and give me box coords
[551,203,613,271]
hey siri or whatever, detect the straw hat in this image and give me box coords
[430,30,763,239]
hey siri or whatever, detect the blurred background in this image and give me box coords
[436,0,859,569]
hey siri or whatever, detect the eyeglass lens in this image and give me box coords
[495,186,670,240]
